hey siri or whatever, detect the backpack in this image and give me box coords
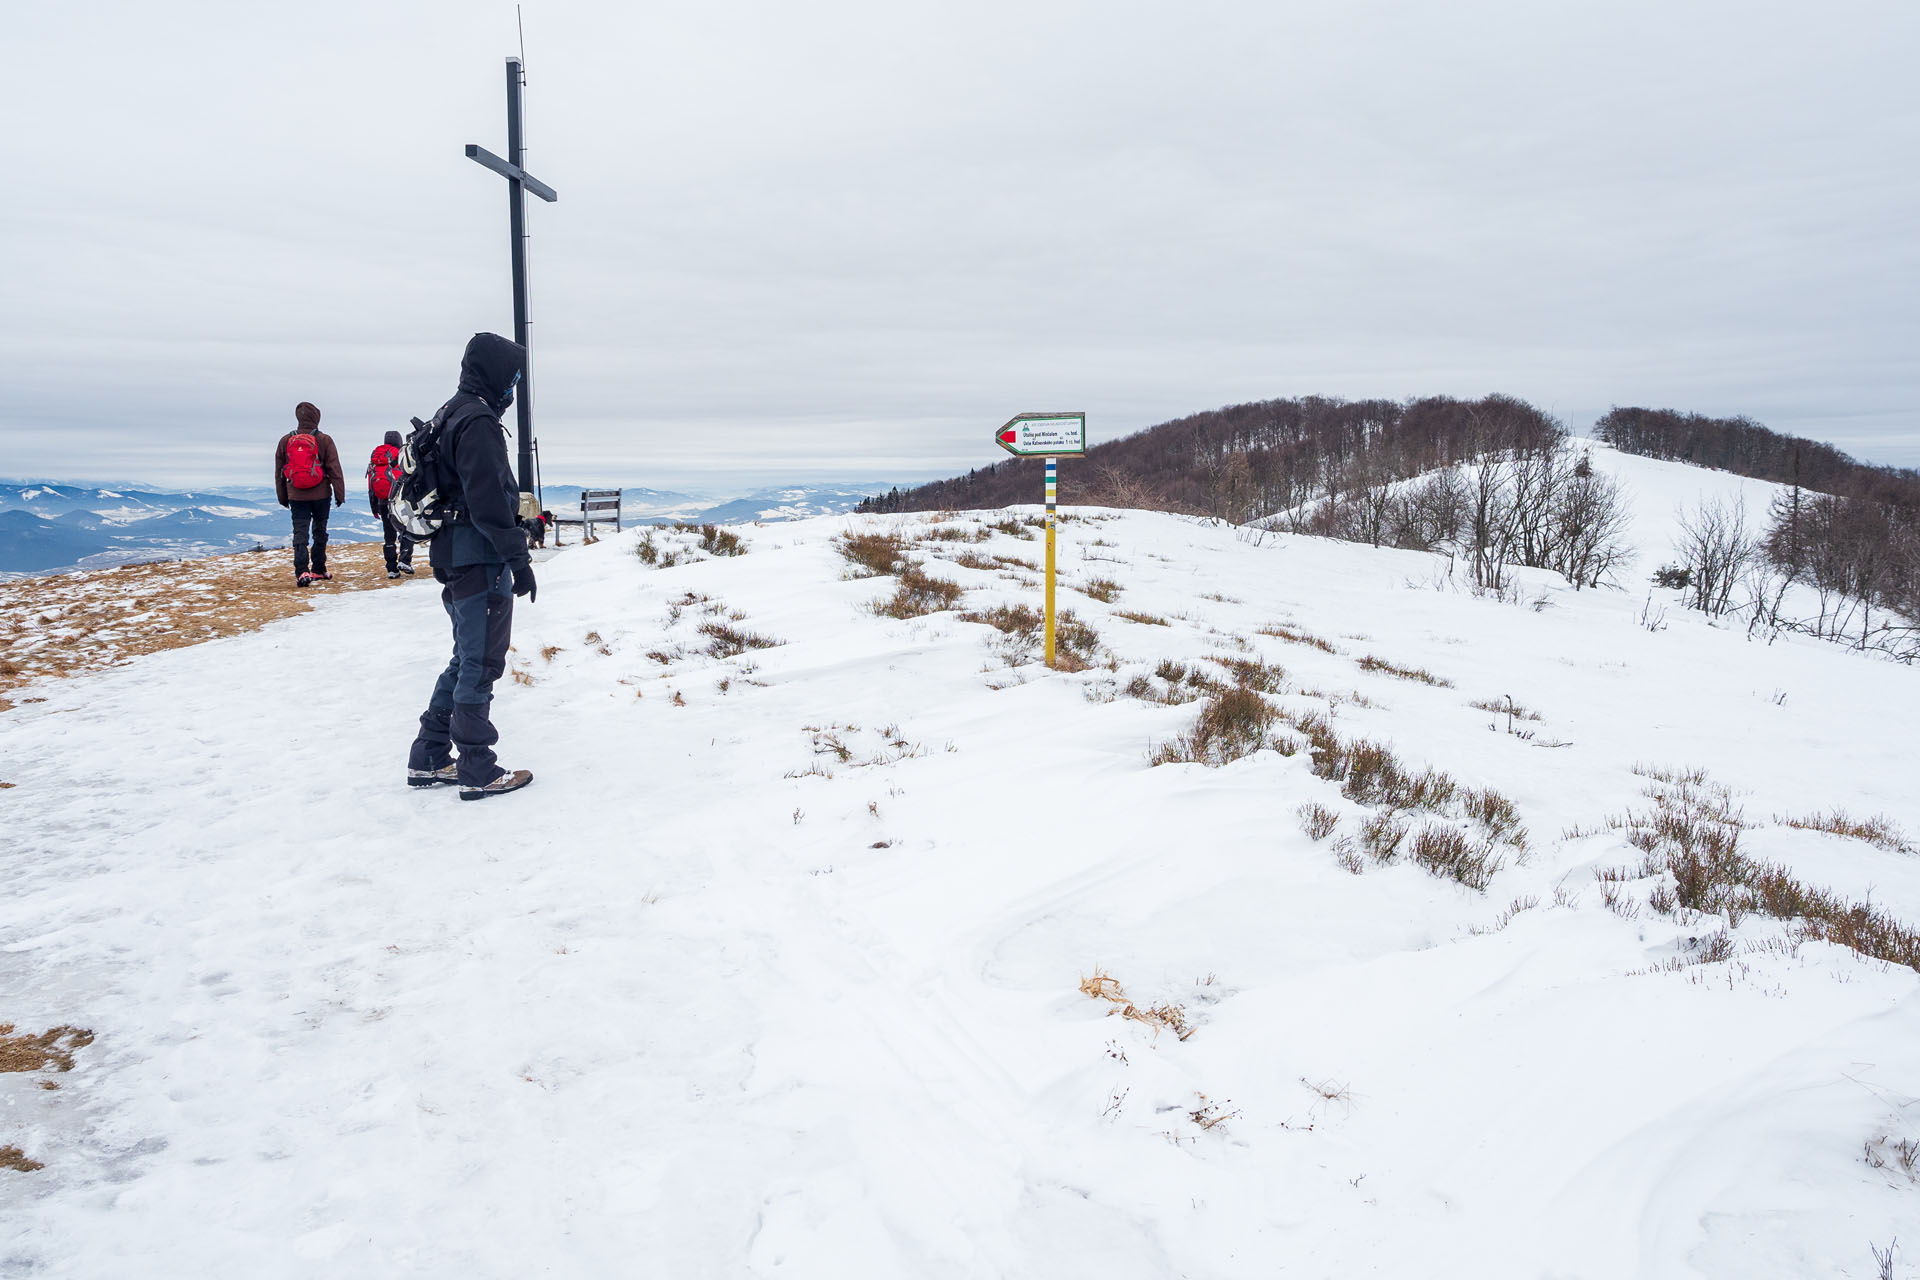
[367,444,401,501]
[389,399,490,538]
[283,432,325,491]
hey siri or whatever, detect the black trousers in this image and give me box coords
[372,498,415,571]
[290,499,330,577]
[408,563,515,786]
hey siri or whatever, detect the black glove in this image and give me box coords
[511,560,537,603]
[279,498,291,508]
[334,496,344,509]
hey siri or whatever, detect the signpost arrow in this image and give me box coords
[995,412,1087,458]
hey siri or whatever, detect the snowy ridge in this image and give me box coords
[1,450,1917,1276]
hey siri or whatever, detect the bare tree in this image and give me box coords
[1674,495,1755,617]
[1545,466,1633,589]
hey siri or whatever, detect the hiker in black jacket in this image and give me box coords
[405,332,537,800]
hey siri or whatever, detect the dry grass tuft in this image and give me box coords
[1113,610,1170,626]
[1080,577,1122,603]
[873,564,966,619]
[1210,654,1286,694]
[1297,802,1340,841]
[925,523,989,543]
[1777,809,1916,855]
[1407,825,1502,890]
[835,530,908,578]
[0,1146,44,1173]
[1150,686,1278,767]
[1257,622,1338,653]
[698,621,782,658]
[696,524,746,557]
[1357,655,1453,686]
[0,1024,93,1074]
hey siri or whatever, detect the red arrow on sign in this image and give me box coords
[998,430,1016,444]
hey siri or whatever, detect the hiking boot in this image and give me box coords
[460,768,534,801]
[406,762,461,788]
[312,570,333,581]
[398,563,417,576]
[388,570,402,580]
[296,573,315,588]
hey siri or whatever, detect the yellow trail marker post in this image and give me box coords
[995,412,1087,669]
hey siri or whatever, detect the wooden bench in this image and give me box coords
[553,489,622,545]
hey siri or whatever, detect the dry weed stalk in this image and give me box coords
[1078,968,1194,1040]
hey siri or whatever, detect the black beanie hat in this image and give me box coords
[384,430,403,447]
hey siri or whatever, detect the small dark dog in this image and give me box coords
[522,511,553,549]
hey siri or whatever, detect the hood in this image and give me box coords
[456,332,526,415]
[384,430,403,448]
[295,402,322,430]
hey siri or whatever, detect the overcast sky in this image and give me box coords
[4,0,1916,491]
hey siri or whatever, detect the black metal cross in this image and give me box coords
[466,56,558,501]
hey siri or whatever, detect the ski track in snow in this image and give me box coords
[2,447,1918,1277]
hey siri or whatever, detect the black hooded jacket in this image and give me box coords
[430,333,530,570]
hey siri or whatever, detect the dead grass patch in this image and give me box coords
[1271,709,1526,885]
[1150,686,1278,767]
[0,1146,43,1173]
[1358,655,1453,686]
[873,564,966,619]
[925,523,989,543]
[1080,577,1122,603]
[1257,622,1338,653]
[1615,769,1920,970]
[695,524,745,557]
[0,543,405,705]
[0,1024,93,1074]
[1113,610,1169,626]
[1777,809,1916,856]
[835,530,908,578]
[1407,825,1502,890]
[961,603,1101,669]
[1209,654,1286,694]
[699,622,782,658]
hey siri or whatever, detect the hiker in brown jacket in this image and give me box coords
[273,401,346,586]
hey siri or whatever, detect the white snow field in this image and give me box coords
[3,448,1918,1278]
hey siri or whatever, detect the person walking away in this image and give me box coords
[406,332,537,800]
[367,430,415,579]
[274,402,346,586]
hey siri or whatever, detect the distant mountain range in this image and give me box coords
[0,479,890,576]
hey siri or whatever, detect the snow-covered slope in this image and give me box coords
[2,451,1917,1278]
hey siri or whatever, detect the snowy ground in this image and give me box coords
[3,449,1918,1277]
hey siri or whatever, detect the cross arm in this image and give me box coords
[464,144,559,203]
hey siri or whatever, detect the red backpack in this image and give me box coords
[368,444,401,500]
[283,432,325,491]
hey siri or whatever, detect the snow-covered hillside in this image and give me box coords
[2,450,1917,1277]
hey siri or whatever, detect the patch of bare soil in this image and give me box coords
[0,1146,44,1173]
[0,542,403,711]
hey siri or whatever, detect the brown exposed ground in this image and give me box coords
[0,542,403,712]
